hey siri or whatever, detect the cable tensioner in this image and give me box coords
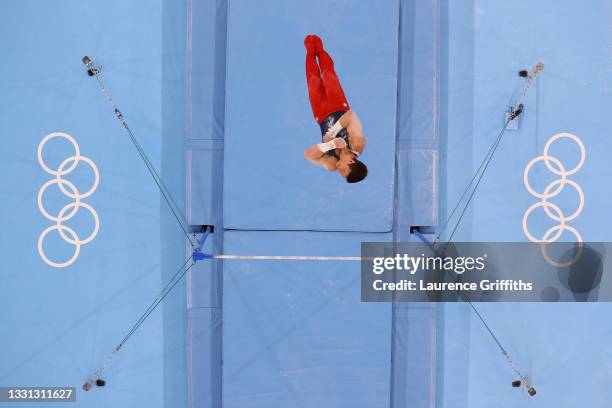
[512,377,537,397]
[82,56,101,77]
[508,103,524,121]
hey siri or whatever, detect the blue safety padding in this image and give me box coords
[222,230,392,408]
[187,140,224,226]
[393,0,440,242]
[391,3,440,408]
[187,0,227,140]
[223,0,399,231]
[187,308,222,408]
[185,2,227,407]
[391,304,438,408]
[396,147,437,235]
[397,0,439,145]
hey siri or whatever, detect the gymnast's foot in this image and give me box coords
[304,35,316,53]
[310,34,323,53]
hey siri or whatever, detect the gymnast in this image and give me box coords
[303,35,368,183]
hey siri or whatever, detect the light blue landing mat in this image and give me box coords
[222,230,392,408]
[223,0,399,231]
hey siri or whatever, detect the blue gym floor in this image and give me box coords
[1,1,612,407]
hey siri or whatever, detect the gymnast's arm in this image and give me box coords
[303,145,338,171]
[344,111,366,155]
[324,110,366,155]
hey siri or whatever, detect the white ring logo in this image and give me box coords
[37,132,100,268]
[522,132,585,266]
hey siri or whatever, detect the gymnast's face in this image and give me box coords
[336,157,355,178]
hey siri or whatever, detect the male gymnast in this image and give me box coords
[303,35,368,183]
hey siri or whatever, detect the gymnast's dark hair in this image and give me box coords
[346,160,368,183]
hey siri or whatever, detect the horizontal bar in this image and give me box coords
[213,255,363,261]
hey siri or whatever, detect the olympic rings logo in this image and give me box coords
[522,132,586,267]
[37,132,100,268]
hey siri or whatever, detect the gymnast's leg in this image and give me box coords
[312,35,349,111]
[305,35,326,122]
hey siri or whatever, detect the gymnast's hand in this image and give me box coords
[324,129,347,143]
[330,137,347,149]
